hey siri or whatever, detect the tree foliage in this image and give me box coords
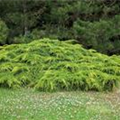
[74,15,120,54]
[0,20,9,45]
[0,0,120,54]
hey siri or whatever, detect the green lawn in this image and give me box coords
[0,89,120,120]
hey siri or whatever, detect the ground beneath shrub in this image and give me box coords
[0,88,120,120]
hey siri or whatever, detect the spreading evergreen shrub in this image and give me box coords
[0,38,120,91]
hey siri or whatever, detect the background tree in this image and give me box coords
[0,20,9,45]
[0,0,120,55]
[0,0,38,43]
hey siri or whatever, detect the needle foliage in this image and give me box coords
[0,38,120,91]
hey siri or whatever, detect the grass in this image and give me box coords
[0,88,120,120]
